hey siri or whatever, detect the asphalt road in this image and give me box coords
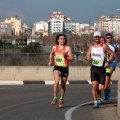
[0,84,119,120]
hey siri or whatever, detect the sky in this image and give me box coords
[0,0,120,28]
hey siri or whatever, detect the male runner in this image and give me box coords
[97,37,111,104]
[104,33,118,100]
[48,34,73,108]
[85,31,114,109]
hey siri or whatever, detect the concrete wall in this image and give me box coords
[0,66,119,81]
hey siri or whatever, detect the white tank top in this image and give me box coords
[91,43,105,67]
[108,44,115,62]
[108,44,115,52]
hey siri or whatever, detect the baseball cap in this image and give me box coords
[106,33,112,37]
[94,31,101,37]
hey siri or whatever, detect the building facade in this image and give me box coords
[0,22,12,36]
[32,21,48,36]
[5,16,22,36]
[95,15,120,39]
[48,12,76,35]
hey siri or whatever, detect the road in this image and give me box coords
[0,84,119,120]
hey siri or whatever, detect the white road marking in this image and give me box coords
[0,98,49,111]
[65,97,117,120]
[0,81,23,85]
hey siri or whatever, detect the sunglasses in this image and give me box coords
[106,37,112,39]
[95,36,101,38]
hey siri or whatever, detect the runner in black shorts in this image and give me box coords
[91,65,106,85]
[85,31,114,109]
[53,66,69,77]
[48,34,73,108]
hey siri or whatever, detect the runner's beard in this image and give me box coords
[95,39,100,44]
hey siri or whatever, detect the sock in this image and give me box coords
[94,101,97,105]
[59,97,63,101]
[54,96,57,99]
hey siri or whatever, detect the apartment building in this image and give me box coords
[32,21,48,36]
[4,15,22,36]
[64,18,76,34]
[76,23,94,36]
[0,22,12,36]
[95,15,120,39]
[48,12,76,35]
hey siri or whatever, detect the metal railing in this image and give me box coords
[0,53,90,66]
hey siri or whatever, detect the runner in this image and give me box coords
[97,37,111,104]
[85,31,114,109]
[104,33,118,100]
[48,34,73,108]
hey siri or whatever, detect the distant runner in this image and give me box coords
[97,37,111,105]
[104,33,118,100]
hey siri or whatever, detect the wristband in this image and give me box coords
[49,60,52,62]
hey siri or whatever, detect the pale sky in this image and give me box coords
[0,0,120,27]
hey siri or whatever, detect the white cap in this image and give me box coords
[94,31,101,37]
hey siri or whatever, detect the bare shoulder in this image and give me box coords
[52,45,56,50]
[66,46,71,50]
[88,45,92,51]
[103,44,108,49]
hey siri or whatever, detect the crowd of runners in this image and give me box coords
[48,32,119,109]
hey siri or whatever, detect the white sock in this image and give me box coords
[94,101,97,105]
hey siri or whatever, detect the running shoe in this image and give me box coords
[97,99,102,105]
[51,98,57,105]
[104,90,108,100]
[58,100,64,108]
[93,104,99,109]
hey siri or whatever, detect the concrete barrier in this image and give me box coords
[0,66,119,81]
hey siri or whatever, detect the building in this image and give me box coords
[0,22,12,36]
[64,17,76,34]
[48,12,76,35]
[4,15,22,36]
[32,21,48,36]
[76,23,94,36]
[95,15,120,39]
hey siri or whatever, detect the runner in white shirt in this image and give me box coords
[85,31,114,109]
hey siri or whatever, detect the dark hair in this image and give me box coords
[106,33,112,37]
[101,36,106,43]
[56,34,67,45]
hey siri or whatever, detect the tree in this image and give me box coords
[21,42,43,53]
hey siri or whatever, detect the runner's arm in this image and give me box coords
[65,46,74,61]
[48,46,55,66]
[85,46,92,62]
[104,44,114,67]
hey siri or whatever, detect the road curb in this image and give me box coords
[0,80,118,85]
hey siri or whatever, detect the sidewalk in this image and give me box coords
[92,99,120,120]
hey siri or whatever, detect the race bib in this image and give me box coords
[56,56,64,63]
[92,59,101,66]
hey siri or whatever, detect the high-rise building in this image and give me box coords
[48,12,76,35]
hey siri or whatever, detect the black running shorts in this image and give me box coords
[53,66,69,77]
[91,65,106,85]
